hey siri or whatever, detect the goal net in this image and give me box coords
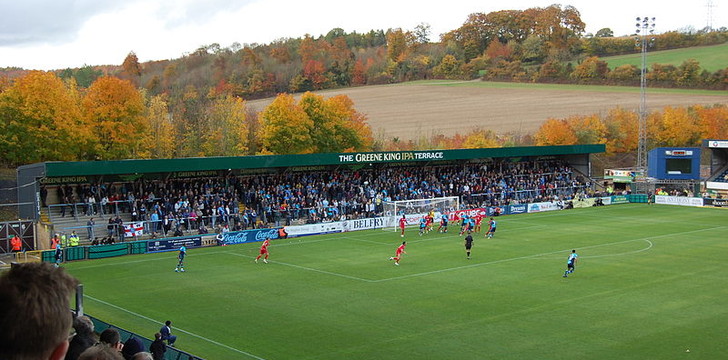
[382,196,460,230]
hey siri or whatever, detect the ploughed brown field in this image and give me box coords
[247,81,728,141]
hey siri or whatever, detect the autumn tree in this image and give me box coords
[82,76,149,159]
[121,51,142,87]
[567,114,606,145]
[386,28,412,62]
[298,92,372,153]
[144,94,177,158]
[432,54,463,79]
[534,118,577,145]
[462,129,499,148]
[695,105,728,140]
[310,93,373,152]
[258,93,314,154]
[654,106,703,146]
[570,56,609,82]
[0,71,89,165]
[603,108,638,154]
[200,95,249,156]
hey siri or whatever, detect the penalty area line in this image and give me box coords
[84,294,267,360]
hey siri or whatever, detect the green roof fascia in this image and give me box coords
[42,144,605,178]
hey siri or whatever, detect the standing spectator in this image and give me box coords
[100,195,109,216]
[0,262,79,360]
[150,211,160,235]
[65,315,97,360]
[87,195,96,216]
[148,333,165,360]
[159,321,177,346]
[162,215,171,236]
[107,218,115,239]
[114,216,124,241]
[87,218,95,241]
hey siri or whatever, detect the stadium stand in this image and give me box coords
[39,158,593,245]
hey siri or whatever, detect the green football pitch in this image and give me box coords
[64,204,728,360]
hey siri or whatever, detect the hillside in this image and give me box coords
[247,81,728,142]
[602,42,728,72]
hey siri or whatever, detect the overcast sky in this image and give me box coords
[0,0,725,70]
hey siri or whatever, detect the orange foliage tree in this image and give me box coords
[0,71,90,165]
[534,118,577,145]
[463,129,500,148]
[603,108,638,154]
[258,93,314,154]
[695,105,728,140]
[82,76,149,159]
[567,114,606,145]
[653,106,703,147]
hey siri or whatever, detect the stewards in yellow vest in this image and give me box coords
[68,231,80,247]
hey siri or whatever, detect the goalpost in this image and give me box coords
[382,196,460,230]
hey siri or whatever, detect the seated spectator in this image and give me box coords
[0,262,79,360]
[148,333,165,360]
[198,224,208,235]
[131,353,153,360]
[65,315,97,360]
[98,328,123,352]
[77,345,123,360]
[121,337,144,360]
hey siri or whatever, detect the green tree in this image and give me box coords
[594,28,614,37]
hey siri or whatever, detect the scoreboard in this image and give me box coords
[647,147,701,180]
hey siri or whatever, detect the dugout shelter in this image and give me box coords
[703,139,728,198]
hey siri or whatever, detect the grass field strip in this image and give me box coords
[224,226,722,284]
[364,267,709,351]
[373,226,723,282]
[225,251,375,282]
[84,294,267,360]
[70,250,232,271]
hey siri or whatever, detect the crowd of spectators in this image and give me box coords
[45,159,591,238]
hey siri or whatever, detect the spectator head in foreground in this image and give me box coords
[98,328,123,351]
[77,344,124,360]
[0,262,79,360]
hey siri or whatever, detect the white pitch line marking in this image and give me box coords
[85,294,266,360]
